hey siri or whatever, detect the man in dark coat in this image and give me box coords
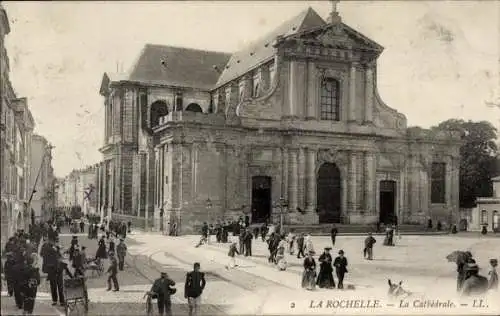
[107,253,119,291]
[244,229,253,256]
[330,225,338,247]
[364,233,376,260]
[79,220,85,233]
[22,254,41,315]
[185,262,206,316]
[316,248,335,289]
[4,252,16,296]
[151,272,176,316]
[296,233,305,258]
[239,230,246,255]
[48,250,72,306]
[12,250,26,309]
[116,239,127,271]
[334,249,348,289]
[461,263,489,296]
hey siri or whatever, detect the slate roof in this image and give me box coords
[115,44,231,90]
[214,7,326,88]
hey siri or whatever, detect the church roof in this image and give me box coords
[214,7,326,88]
[111,44,231,90]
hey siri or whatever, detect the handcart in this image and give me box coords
[64,276,89,315]
[144,291,156,316]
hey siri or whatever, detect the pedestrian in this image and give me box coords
[296,233,305,258]
[127,221,132,233]
[461,263,489,296]
[108,237,116,257]
[184,262,206,316]
[22,254,41,315]
[79,220,85,233]
[316,247,335,289]
[4,252,16,297]
[49,250,73,306]
[364,232,376,260]
[260,223,267,242]
[244,229,253,256]
[96,235,107,259]
[239,229,245,255]
[117,238,127,271]
[150,272,176,316]
[334,249,348,289]
[276,237,287,271]
[12,249,26,309]
[287,232,295,255]
[330,225,338,247]
[301,251,316,291]
[72,246,85,277]
[488,259,498,291]
[226,242,239,269]
[304,234,315,255]
[106,252,119,291]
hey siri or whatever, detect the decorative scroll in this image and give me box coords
[317,148,347,166]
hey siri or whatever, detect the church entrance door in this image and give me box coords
[317,163,342,223]
[379,180,396,225]
[251,176,272,224]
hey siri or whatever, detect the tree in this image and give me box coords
[432,119,498,208]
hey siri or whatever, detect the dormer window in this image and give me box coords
[320,78,340,121]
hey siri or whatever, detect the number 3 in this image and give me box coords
[290,302,295,308]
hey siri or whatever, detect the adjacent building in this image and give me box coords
[29,134,55,222]
[472,176,500,232]
[57,165,99,216]
[1,4,36,244]
[97,6,461,234]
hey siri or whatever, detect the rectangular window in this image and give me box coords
[481,210,488,225]
[431,162,446,204]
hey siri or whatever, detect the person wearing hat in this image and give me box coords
[364,232,376,260]
[334,250,348,289]
[488,259,498,291]
[106,252,119,292]
[316,247,335,289]
[22,253,41,315]
[4,251,16,297]
[301,251,317,290]
[461,263,489,296]
[117,238,127,271]
[185,262,206,316]
[151,271,176,316]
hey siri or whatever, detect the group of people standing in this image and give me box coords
[455,251,498,296]
[302,247,348,291]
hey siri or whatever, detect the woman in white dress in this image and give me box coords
[305,234,315,255]
[276,238,288,271]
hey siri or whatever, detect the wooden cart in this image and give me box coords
[63,277,89,316]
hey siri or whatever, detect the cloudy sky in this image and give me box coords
[3,1,499,177]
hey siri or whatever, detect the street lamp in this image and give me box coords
[272,196,289,234]
[206,198,212,224]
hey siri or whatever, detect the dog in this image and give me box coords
[388,279,412,299]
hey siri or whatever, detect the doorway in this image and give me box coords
[317,163,342,223]
[251,176,272,223]
[379,180,396,225]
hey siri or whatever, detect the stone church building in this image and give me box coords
[97,7,461,233]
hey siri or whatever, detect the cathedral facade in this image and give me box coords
[98,7,461,234]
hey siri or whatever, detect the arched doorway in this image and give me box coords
[317,163,342,223]
[251,176,272,223]
[185,103,203,113]
[379,180,396,225]
[150,100,169,127]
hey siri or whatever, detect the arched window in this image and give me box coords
[150,100,169,128]
[185,103,203,113]
[320,78,340,121]
[481,210,488,225]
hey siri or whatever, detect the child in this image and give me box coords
[488,259,498,291]
[226,242,239,269]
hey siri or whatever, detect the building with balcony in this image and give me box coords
[29,134,55,222]
[98,6,461,234]
[1,4,35,243]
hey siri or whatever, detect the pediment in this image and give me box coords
[289,23,383,53]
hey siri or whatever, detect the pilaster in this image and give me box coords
[364,66,374,123]
[306,61,317,120]
[348,151,357,212]
[297,147,306,211]
[365,151,375,214]
[282,147,289,201]
[289,61,299,117]
[288,149,298,211]
[348,63,357,122]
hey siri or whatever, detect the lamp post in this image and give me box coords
[206,198,212,224]
[273,196,289,234]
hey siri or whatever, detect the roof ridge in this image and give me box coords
[144,43,231,56]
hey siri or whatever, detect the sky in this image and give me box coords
[3,1,499,177]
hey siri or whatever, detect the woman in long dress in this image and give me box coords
[276,238,287,271]
[302,251,317,290]
[316,248,335,289]
[304,234,315,255]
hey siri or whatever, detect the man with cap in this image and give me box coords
[334,250,348,289]
[151,271,176,316]
[185,262,206,316]
[116,238,127,271]
[106,252,119,291]
[461,263,489,296]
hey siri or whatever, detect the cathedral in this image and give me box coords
[97,6,461,234]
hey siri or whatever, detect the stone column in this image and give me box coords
[289,61,298,117]
[348,63,357,122]
[306,148,317,212]
[282,148,289,200]
[306,62,317,120]
[364,152,375,213]
[297,147,306,211]
[364,66,374,123]
[288,149,298,211]
[349,152,357,213]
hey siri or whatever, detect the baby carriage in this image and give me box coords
[86,257,104,277]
